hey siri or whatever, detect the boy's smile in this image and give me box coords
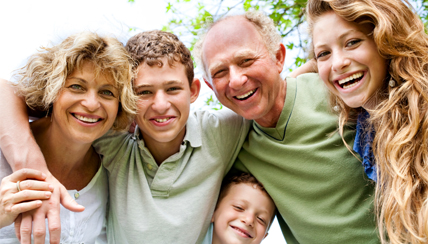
[134,58,200,153]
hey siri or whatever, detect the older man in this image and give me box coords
[194,12,378,244]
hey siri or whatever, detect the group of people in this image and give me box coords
[0,0,427,243]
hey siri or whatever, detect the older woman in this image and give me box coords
[0,31,136,243]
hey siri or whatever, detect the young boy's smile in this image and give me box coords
[133,58,200,151]
[211,183,276,244]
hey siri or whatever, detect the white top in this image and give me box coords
[0,150,108,244]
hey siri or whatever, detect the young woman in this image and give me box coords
[306,0,428,243]
[0,31,136,243]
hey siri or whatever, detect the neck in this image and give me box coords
[254,78,287,128]
[31,118,99,189]
[141,128,186,165]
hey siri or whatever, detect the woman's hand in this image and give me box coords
[0,168,53,229]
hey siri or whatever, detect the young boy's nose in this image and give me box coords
[151,91,171,113]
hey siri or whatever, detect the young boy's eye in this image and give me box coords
[137,90,151,95]
[257,217,267,225]
[167,87,180,92]
[233,205,244,211]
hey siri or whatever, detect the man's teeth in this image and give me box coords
[154,118,170,123]
[236,89,256,100]
[338,72,363,85]
[75,114,99,123]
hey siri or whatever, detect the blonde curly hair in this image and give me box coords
[306,0,428,243]
[12,32,137,130]
[193,10,282,81]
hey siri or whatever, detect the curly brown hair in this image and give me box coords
[125,30,194,85]
[12,32,137,131]
[307,0,428,243]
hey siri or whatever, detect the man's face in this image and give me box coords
[202,17,285,123]
[133,58,200,146]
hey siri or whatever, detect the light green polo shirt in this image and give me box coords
[93,108,250,244]
[234,73,379,244]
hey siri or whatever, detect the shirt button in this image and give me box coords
[147,164,153,170]
[74,192,80,199]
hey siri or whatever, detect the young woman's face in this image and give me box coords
[313,11,387,108]
[52,61,119,144]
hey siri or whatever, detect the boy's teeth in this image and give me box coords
[236,89,256,100]
[338,72,363,85]
[75,114,99,123]
[155,118,170,123]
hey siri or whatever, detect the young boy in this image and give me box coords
[90,30,251,243]
[203,173,276,244]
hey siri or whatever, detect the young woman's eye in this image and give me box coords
[316,51,330,60]
[346,39,361,47]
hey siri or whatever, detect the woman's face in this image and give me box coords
[51,61,119,144]
[312,11,387,108]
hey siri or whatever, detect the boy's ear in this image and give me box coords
[263,232,269,239]
[190,78,201,103]
[204,78,213,90]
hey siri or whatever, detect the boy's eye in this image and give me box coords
[257,217,267,225]
[137,90,151,95]
[167,87,180,92]
[233,205,244,211]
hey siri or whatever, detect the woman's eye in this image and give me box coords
[316,51,329,59]
[69,84,83,90]
[100,90,114,97]
[346,39,361,47]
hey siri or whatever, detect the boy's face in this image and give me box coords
[211,183,276,244]
[133,58,200,146]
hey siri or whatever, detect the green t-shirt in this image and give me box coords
[234,73,378,244]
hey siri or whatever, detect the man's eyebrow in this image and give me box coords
[134,80,184,89]
[208,50,257,75]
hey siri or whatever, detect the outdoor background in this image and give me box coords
[1,0,427,243]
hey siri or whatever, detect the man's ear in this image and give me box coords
[204,78,213,90]
[190,78,201,103]
[275,43,286,74]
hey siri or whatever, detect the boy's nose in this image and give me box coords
[151,92,171,113]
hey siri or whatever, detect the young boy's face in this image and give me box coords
[211,183,276,244]
[133,58,200,146]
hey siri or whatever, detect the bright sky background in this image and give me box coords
[0,0,289,243]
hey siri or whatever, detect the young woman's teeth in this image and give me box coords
[338,72,363,89]
[236,89,256,100]
[74,114,99,123]
[155,118,170,123]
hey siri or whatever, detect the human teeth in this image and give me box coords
[75,114,99,123]
[154,118,170,123]
[343,82,359,89]
[236,89,256,100]
[338,72,363,85]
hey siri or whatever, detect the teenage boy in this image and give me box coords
[202,173,276,244]
[0,30,251,244]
